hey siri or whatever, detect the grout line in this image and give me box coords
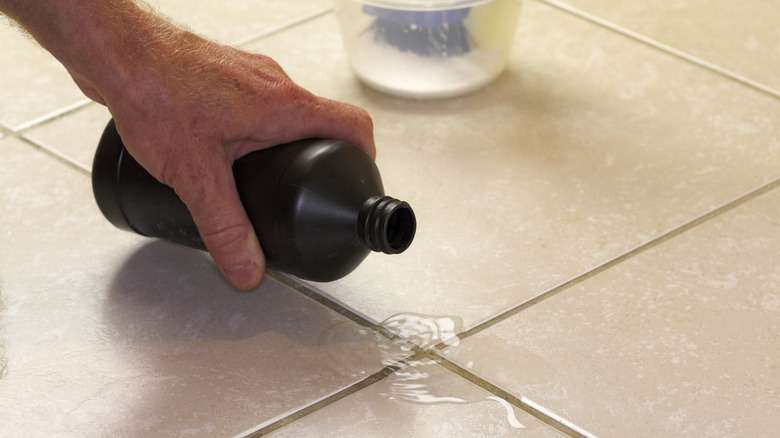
[231,7,333,47]
[267,272,422,352]
[270,273,378,327]
[10,98,93,133]
[238,353,420,437]
[5,97,98,175]
[440,174,780,347]
[20,134,92,175]
[267,272,377,328]
[266,275,590,436]
[423,175,780,436]
[434,355,598,438]
[537,0,780,100]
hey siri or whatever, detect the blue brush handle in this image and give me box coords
[363,6,471,28]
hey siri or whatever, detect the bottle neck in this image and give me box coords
[358,196,416,254]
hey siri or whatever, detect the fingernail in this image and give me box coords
[224,262,262,290]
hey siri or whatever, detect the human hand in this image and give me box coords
[102,39,374,290]
[70,9,375,290]
[3,0,376,289]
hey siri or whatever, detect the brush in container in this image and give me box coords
[335,0,524,99]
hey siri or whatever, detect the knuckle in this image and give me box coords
[355,106,374,131]
[251,53,283,71]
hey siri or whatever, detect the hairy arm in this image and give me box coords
[1,0,375,290]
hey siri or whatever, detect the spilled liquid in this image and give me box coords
[382,311,463,349]
[320,312,526,430]
[386,356,526,429]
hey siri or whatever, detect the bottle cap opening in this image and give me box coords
[385,204,416,253]
[359,196,416,254]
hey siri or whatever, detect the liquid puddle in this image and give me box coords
[384,356,525,430]
[381,312,464,349]
[318,312,528,430]
[380,313,526,430]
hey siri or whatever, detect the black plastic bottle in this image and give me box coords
[92,120,416,282]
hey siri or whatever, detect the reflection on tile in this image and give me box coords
[0,136,407,436]
[551,0,780,92]
[245,3,780,328]
[265,358,565,438]
[444,187,780,437]
[0,25,86,131]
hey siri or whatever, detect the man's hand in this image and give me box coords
[2,0,375,290]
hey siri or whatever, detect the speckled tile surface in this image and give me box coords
[0,24,88,131]
[547,0,780,92]
[149,0,331,44]
[20,102,110,171]
[1,0,779,436]
[442,185,780,438]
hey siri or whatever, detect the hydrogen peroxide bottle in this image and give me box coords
[92,120,416,282]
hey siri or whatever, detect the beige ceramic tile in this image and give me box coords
[0,0,330,131]
[21,102,112,171]
[265,358,566,438]
[551,0,780,92]
[150,0,332,44]
[0,136,408,436]
[0,24,87,131]
[443,187,780,438]
[244,3,780,330]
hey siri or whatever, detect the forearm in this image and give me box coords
[1,0,184,105]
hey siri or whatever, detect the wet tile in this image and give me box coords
[0,136,407,436]
[243,3,780,330]
[551,0,780,92]
[443,187,780,438]
[264,358,566,438]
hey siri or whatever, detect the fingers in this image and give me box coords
[170,156,266,290]
[245,53,376,158]
[312,98,376,159]
[104,42,376,291]
[234,79,376,160]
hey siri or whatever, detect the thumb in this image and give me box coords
[174,160,266,290]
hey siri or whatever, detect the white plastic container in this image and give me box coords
[334,0,523,99]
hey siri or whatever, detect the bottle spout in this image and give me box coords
[358,196,416,254]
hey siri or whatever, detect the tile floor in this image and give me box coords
[1,0,778,437]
